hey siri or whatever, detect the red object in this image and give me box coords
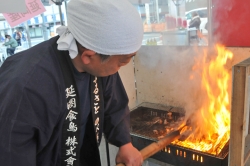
[182,20,187,28]
[165,15,176,29]
[177,17,182,27]
[171,16,176,29]
[212,0,250,46]
[165,15,171,29]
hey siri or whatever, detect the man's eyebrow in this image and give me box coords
[120,53,136,62]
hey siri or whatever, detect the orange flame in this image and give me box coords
[173,45,233,155]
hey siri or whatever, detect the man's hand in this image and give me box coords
[116,142,143,166]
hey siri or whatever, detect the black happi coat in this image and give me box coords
[0,37,131,166]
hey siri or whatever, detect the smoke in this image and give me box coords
[136,45,233,124]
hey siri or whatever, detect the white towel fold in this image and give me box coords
[56,26,78,59]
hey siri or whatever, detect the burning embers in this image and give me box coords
[173,45,233,155]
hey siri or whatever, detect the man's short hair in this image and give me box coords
[76,40,110,62]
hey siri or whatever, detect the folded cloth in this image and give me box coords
[56,26,78,59]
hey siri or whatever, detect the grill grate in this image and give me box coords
[130,103,229,166]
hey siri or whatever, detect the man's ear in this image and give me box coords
[80,50,96,64]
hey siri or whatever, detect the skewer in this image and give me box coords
[116,120,190,166]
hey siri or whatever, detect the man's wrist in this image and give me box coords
[119,142,133,150]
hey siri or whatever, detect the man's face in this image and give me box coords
[82,53,136,77]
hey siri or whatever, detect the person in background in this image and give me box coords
[188,11,201,30]
[188,11,202,44]
[4,33,9,43]
[22,31,27,42]
[13,29,22,46]
[0,0,144,166]
[0,34,4,42]
[2,34,18,56]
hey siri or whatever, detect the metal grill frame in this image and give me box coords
[131,134,229,166]
[130,103,229,166]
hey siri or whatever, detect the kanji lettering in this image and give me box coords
[67,98,76,110]
[65,136,78,146]
[67,122,78,132]
[7,13,22,22]
[66,146,76,156]
[28,0,41,13]
[66,85,76,98]
[66,110,78,121]
[65,156,76,166]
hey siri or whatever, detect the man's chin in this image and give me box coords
[85,69,117,77]
[94,74,111,77]
[90,72,116,77]
[87,72,109,77]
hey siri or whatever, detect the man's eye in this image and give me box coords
[119,62,128,66]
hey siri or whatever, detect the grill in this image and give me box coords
[130,103,229,166]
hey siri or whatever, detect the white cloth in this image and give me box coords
[66,0,143,56]
[56,26,78,59]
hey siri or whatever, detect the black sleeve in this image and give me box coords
[0,118,38,165]
[102,72,131,147]
[0,58,65,165]
[0,84,65,165]
[0,87,44,165]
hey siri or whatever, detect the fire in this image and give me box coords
[173,45,233,155]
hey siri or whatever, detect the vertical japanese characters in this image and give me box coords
[64,85,78,166]
[63,77,101,165]
[93,77,100,143]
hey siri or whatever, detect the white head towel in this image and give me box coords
[57,0,143,59]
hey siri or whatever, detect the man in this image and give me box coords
[2,34,18,56]
[188,11,201,30]
[0,0,143,166]
[13,29,22,46]
[188,12,202,44]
